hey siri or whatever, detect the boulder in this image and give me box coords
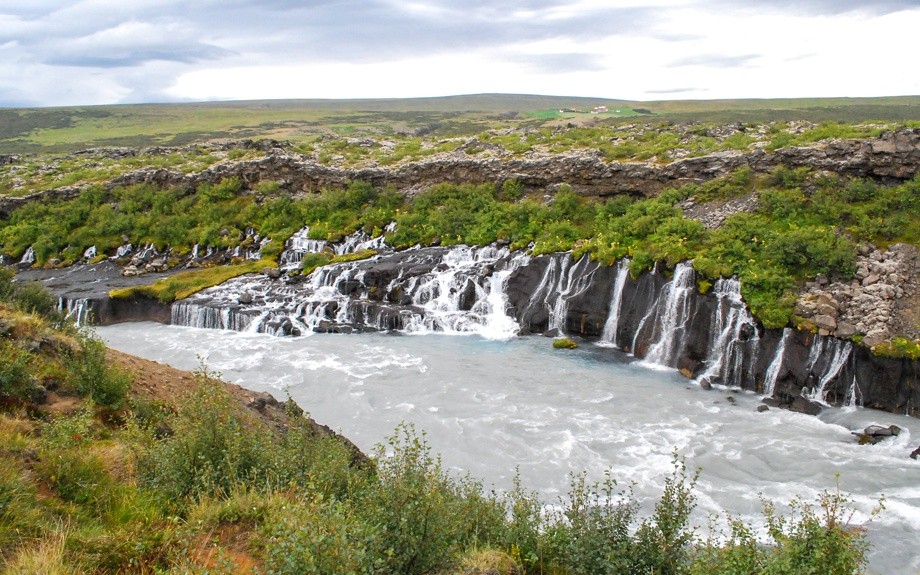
[853,424,903,445]
[756,404,770,412]
[911,446,920,460]
[262,267,281,279]
[238,291,253,305]
[790,396,823,416]
[813,314,837,331]
[834,322,857,338]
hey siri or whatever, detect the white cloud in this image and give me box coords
[0,0,917,107]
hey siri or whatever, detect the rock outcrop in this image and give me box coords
[795,243,920,344]
[3,128,920,218]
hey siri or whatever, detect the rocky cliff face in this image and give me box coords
[3,128,920,218]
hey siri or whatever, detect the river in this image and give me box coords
[98,322,920,574]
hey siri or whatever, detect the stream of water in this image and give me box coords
[98,322,920,575]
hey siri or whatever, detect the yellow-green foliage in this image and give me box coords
[301,249,378,275]
[871,337,920,360]
[553,338,579,349]
[109,258,275,303]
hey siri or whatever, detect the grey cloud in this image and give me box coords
[713,0,920,16]
[509,53,607,74]
[669,53,760,68]
[645,87,704,94]
[48,44,234,68]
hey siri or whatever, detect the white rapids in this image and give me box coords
[99,323,920,575]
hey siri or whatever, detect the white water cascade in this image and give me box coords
[525,254,598,334]
[19,246,35,265]
[402,246,529,338]
[638,262,696,367]
[59,297,91,327]
[805,335,856,405]
[763,328,792,396]
[599,258,631,347]
[171,244,529,340]
[694,278,760,388]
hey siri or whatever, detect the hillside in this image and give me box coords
[2,93,919,153]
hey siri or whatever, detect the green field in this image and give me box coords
[1,93,919,154]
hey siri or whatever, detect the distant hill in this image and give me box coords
[1,93,919,154]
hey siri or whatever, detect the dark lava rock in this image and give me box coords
[238,291,254,304]
[790,397,823,416]
[698,377,712,391]
[262,267,281,279]
[757,404,770,412]
[853,424,903,445]
[911,446,920,460]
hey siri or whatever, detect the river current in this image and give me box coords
[98,323,920,575]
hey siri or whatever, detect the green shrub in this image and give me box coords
[0,341,34,402]
[357,423,505,575]
[138,372,272,503]
[70,335,132,409]
[263,498,371,575]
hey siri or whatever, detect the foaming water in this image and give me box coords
[99,323,920,575]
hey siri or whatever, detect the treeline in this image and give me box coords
[0,274,875,574]
[2,168,920,327]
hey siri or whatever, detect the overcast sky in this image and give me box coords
[1,0,918,107]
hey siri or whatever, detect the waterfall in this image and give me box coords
[83,246,97,260]
[763,328,792,396]
[280,227,329,269]
[19,246,35,265]
[171,301,254,331]
[280,226,390,270]
[170,244,528,339]
[641,262,696,367]
[402,245,527,338]
[599,258,631,347]
[116,243,133,258]
[805,335,854,405]
[525,254,597,334]
[59,297,91,327]
[694,278,759,388]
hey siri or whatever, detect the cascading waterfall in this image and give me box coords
[525,254,598,334]
[402,246,528,338]
[19,246,35,265]
[83,246,97,260]
[640,262,696,367]
[599,258,631,347]
[158,242,874,410]
[59,297,91,327]
[171,301,254,332]
[280,226,329,269]
[805,335,855,405]
[171,242,528,339]
[694,278,759,388]
[763,328,792,396]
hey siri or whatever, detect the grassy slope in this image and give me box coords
[2,93,919,153]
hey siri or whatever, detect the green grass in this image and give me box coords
[109,258,276,303]
[3,94,920,154]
